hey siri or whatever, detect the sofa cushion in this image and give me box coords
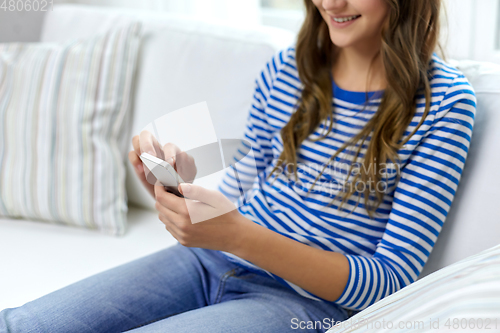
[328,244,500,332]
[421,60,500,277]
[0,207,176,309]
[40,4,296,210]
[0,23,141,235]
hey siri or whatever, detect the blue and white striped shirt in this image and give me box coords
[218,47,476,311]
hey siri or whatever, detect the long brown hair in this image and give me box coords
[271,0,441,218]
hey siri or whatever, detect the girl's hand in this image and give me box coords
[128,131,161,198]
[128,131,197,198]
[154,183,250,252]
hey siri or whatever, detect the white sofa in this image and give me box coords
[1,4,499,315]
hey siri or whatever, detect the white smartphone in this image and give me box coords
[139,152,185,197]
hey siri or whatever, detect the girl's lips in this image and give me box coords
[329,15,361,29]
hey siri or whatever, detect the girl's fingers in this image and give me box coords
[179,184,223,207]
[156,198,186,238]
[139,130,164,159]
[156,200,179,221]
[175,151,197,183]
[154,185,188,215]
[132,135,141,157]
[129,150,156,197]
[128,150,143,173]
[139,130,155,156]
[158,212,179,238]
[162,142,182,169]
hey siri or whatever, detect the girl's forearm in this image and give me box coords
[230,215,350,302]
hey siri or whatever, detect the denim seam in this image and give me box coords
[214,269,236,304]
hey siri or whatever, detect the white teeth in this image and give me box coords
[333,15,360,23]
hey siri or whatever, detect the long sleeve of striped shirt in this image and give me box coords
[217,48,476,312]
[334,75,476,310]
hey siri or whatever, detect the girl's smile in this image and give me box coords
[312,0,388,48]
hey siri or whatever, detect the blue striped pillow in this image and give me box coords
[0,23,142,236]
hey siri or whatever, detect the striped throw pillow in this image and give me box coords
[0,23,141,236]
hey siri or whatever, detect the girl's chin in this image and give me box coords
[329,38,355,49]
[327,32,358,49]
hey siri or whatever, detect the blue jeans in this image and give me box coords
[0,244,349,332]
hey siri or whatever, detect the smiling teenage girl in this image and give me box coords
[1,0,476,332]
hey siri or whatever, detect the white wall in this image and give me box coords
[471,0,500,63]
[0,0,261,43]
[442,0,500,63]
[66,0,262,25]
[0,0,499,64]
[441,0,476,60]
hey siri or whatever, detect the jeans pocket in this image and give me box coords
[232,267,256,279]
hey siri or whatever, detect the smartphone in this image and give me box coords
[139,152,185,197]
